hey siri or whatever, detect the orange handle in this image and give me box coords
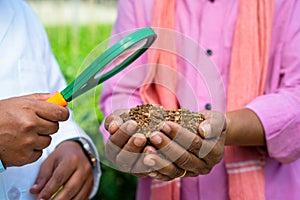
[46,92,68,107]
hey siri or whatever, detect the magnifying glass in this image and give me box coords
[46,27,157,106]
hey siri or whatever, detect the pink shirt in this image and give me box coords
[100,0,300,199]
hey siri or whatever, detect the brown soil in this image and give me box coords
[120,104,205,137]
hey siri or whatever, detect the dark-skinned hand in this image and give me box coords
[0,93,69,167]
[104,109,226,180]
[30,140,94,200]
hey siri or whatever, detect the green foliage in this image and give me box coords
[45,24,137,200]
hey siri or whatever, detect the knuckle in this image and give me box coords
[173,167,183,178]
[201,167,212,174]
[83,162,93,174]
[21,120,36,132]
[209,146,224,164]
[175,153,192,168]
[63,187,76,199]
[116,154,132,172]
[69,153,81,163]
[57,108,69,121]
[194,162,212,175]
[188,137,201,153]
[53,173,65,185]
[23,136,35,146]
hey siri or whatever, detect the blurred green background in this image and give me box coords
[46,22,137,200]
[31,1,138,199]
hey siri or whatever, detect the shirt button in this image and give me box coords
[8,187,20,200]
[205,103,212,110]
[206,49,213,56]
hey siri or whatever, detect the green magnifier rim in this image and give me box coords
[61,27,157,102]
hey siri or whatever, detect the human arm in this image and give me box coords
[242,1,300,163]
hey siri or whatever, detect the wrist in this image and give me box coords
[224,109,265,146]
[224,112,233,145]
[66,137,98,168]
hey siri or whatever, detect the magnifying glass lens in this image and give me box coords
[94,38,148,80]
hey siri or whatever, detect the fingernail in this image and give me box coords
[144,156,156,166]
[200,123,211,138]
[31,184,38,189]
[150,132,162,145]
[126,121,138,133]
[145,146,156,154]
[162,123,171,133]
[201,126,207,138]
[109,120,119,132]
[134,133,146,147]
[148,172,157,177]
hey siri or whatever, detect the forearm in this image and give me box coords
[225,108,266,146]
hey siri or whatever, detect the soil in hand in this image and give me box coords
[120,104,205,137]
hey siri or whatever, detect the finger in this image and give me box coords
[104,109,128,130]
[148,131,206,173]
[72,177,94,200]
[144,153,184,180]
[164,121,198,150]
[166,121,223,166]
[18,114,60,136]
[34,120,59,136]
[148,171,173,181]
[37,162,76,200]
[130,145,155,175]
[199,111,226,139]
[201,133,226,166]
[108,120,122,134]
[35,101,70,122]
[115,133,147,173]
[109,120,138,148]
[165,121,205,158]
[105,120,139,164]
[33,135,52,150]
[165,121,219,161]
[30,156,55,194]
[104,117,123,134]
[23,93,53,101]
[104,115,114,130]
[52,170,93,200]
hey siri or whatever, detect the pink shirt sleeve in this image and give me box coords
[246,1,300,163]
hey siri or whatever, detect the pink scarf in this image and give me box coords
[140,1,180,199]
[139,0,274,199]
[225,1,274,199]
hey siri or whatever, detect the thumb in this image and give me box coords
[199,121,212,139]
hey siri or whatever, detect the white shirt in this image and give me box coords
[0,0,101,199]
